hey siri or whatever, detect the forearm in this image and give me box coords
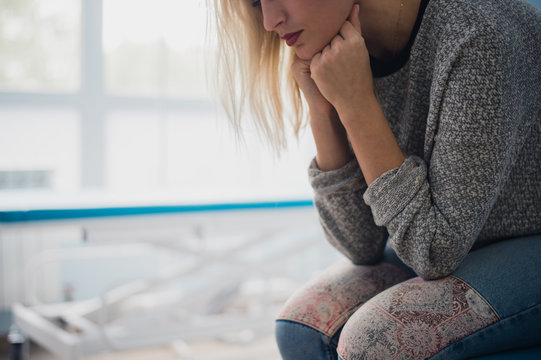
[308,157,388,265]
[309,105,354,172]
[337,96,405,185]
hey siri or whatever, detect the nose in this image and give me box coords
[261,1,286,32]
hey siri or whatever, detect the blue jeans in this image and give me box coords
[275,235,541,359]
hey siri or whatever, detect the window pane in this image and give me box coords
[106,111,163,190]
[106,109,315,199]
[166,113,316,199]
[0,0,80,92]
[0,108,81,191]
[165,111,263,197]
[103,0,209,99]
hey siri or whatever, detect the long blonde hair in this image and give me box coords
[208,0,305,151]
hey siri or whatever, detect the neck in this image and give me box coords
[358,0,421,62]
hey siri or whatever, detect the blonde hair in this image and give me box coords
[208,0,305,151]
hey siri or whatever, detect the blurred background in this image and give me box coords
[0,0,316,196]
[0,0,340,359]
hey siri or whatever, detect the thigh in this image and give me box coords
[277,251,413,338]
[452,234,541,319]
[336,234,541,360]
[437,234,541,358]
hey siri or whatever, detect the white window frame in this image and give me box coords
[0,0,213,189]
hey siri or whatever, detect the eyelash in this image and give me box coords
[252,0,261,7]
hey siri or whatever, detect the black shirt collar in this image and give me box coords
[370,0,430,78]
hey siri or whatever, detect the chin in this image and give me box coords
[295,45,319,61]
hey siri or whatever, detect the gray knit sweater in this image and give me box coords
[309,0,541,280]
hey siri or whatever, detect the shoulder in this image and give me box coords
[421,0,541,54]
[417,0,541,89]
[425,0,541,29]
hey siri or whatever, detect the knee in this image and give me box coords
[337,302,402,360]
[337,280,439,360]
[276,260,411,338]
[337,277,499,360]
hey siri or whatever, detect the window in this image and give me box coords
[0,0,81,191]
[0,0,80,92]
[0,108,80,190]
[0,0,315,199]
[103,0,208,99]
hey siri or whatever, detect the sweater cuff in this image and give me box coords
[363,156,427,226]
[308,157,365,195]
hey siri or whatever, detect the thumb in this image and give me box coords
[348,4,362,35]
[291,54,313,84]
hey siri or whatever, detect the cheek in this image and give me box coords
[311,13,350,50]
[294,3,352,59]
[303,26,339,56]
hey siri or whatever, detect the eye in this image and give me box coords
[251,0,261,7]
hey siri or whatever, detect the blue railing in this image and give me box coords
[0,199,314,223]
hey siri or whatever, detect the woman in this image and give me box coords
[210,0,541,358]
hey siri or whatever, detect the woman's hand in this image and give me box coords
[292,48,353,172]
[310,4,374,122]
[291,55,333,115]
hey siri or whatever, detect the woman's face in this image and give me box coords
[257,0,355,60]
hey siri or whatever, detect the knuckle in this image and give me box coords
[353,36,365,48]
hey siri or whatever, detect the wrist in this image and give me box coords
[336,94,380,131]
[308,101,335,120]
[309,106,353,172]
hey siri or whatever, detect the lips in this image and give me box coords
[281,30,303,46]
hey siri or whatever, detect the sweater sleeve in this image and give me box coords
[309,157,387,264]
[364,26,522,280]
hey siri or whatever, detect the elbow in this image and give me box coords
[322,226,386,266]
[338,238,386,266]
[415,266,455,281]
[392,227,469,280]
[412,256,462,280]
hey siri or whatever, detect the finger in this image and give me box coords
[293,54,311,67]
[339,21,359,40]
[330,34,343,50]
[322,44,332,57]
[348,4,362,35]
[311,51,321,66]
[292,56,312,78]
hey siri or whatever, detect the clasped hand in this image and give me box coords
[292,4,375,123]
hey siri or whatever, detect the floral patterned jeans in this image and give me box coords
[275,235,541,359]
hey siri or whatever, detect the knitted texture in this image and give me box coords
[309,0,541,280]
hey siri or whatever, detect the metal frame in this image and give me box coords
[4,203,337,359]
